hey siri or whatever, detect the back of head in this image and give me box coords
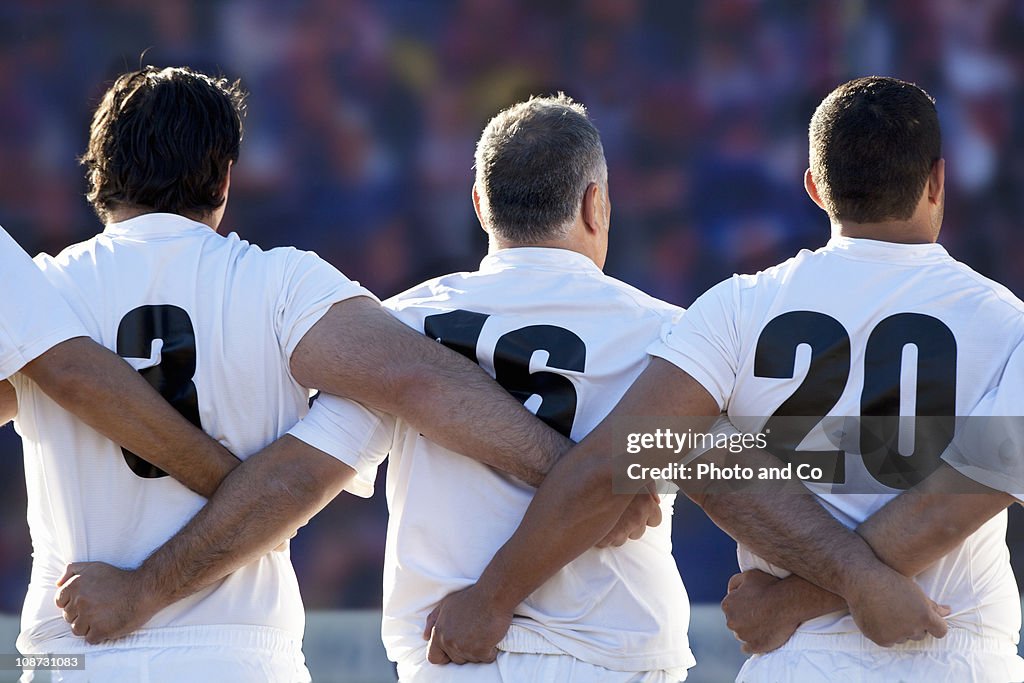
[474,93,606,244]
[809,76,940,224]
[82,66,247,223]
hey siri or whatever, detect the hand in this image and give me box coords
[596,486,662,548]
[55,562,160,644]
[845,568,950,647]
[721,570,799,654]
[423,585,512,665]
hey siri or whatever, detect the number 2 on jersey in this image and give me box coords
[754,311,956,489]
[116,305,203,478]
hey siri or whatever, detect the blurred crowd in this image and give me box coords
[2,0,1024,612]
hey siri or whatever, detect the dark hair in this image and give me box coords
[81,66,247,222]
[809,76,941,223]
[474,93,606,243]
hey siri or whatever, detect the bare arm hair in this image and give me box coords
[290,297,571,485]
[21,337,240,497]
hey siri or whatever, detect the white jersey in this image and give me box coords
[11,213,371,653]
[0,225,86,379]
[650,236,1024,643]
[944,338,1024,502]
[289,247,695,675]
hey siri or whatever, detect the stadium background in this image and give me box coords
[1,0,1023,677]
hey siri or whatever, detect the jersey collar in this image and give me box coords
[103,212,215,238]
[822,236,952,264]
[479,247,602,274]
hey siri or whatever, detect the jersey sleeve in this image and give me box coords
[287,393,396,498]
[275,249,378,359]
[647,277,741,411]
[942,345,1024,502]
[0,228,87,380]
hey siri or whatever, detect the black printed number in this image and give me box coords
[754,311,957,489]
[754,312,850,483]
[116,305,202,478]
[424,310,586,437]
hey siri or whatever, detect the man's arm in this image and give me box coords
[290,297,570,486]
[56,435,353,643]
[425,359,947,664]
[0,379,15,424]
[722,463,1011,652]
[20,337,239,497]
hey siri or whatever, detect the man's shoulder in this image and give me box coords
[593,272,684,318]
[383,270,473,311]
[939,256,1024,316]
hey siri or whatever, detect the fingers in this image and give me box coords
[423,607,440,641]
[597,530,628,548]
[426,632,451,665]
[57,565,75,588]
[646,503,663,528]
[55,574,80,609]
[70,620,90,638]
[727,573,745,592]
[927,608,949,639]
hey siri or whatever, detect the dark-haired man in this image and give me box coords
[0,226,238,494]
[428,77,1024,681]
[6,66,582,682]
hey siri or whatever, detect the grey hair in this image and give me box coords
[474,93,606,243]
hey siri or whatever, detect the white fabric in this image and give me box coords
[736,628,1024,683]
[398,651,686,683]
[11,213,372,659]
[0,225,86,379]
[19,625,310,683]
[290,247,694,676]
[649,236,1024,649]
[943,339,1024,503]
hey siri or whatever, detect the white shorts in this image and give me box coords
[736,628,1024,683]
[20,625,310,683]
[398,652,686,683]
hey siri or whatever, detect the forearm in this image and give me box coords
[685,450,884,599]
[136,436,352,609]
[470,359,725,608]
[0,379,15,424]
[291,298,569,486]
[391,360,571,486]
[856,466,1012,577]
[734,465,1015,625]
[474,438,634,611]
[23,337,239,497]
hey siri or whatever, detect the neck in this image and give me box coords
[832,219,937,245]
[489,234,595,264]
[106,206,218,231]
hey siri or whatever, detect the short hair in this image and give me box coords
[474,94,606,243]
[809,76,941,224]
[81,66,247,222]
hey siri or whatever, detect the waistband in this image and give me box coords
[781,628,1018,654]
[24,624,303,655]
[498,623,695,675]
